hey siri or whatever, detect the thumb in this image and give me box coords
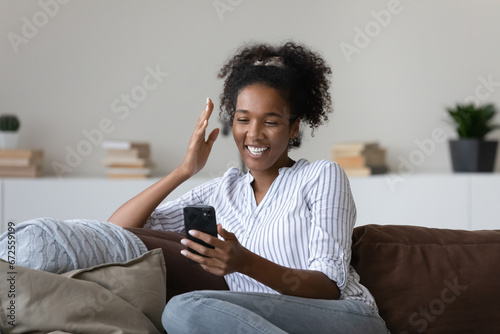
[206,128,220,148]
[217,224,236,241]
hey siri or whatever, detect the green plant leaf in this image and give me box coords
[446,103,499,139]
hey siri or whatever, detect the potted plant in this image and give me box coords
[447,103,499,172]
[0,114,20,149]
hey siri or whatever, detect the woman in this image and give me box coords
[108,42,388,333]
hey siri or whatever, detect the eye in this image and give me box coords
[265,121,278,126]
[236,118,249,123]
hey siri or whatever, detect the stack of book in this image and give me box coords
[332,142,388,177]
[0,149,43,177]
[100,140,152,179]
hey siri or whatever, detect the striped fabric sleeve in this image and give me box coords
[143,177,222,232]
[307,162,357,291]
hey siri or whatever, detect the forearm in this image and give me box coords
[108,167,191,228]
[241,250,340,300]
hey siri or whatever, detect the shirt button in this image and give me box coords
[245,234,250,239]
[252,213,258,218]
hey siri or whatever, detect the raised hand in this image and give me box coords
[180,98,220,177]
[108,99,220,228]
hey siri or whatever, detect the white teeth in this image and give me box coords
[247,146,268,155]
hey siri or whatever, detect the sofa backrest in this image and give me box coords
[351,224,500,334]
[126,228,229,302]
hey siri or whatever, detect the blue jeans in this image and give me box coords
[162,290,388,334]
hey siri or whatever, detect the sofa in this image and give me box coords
[1,224,499,333]
[350,224,500,334]
[130,224,500,334]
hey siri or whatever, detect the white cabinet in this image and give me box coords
[470,175,500,230]
[349,174,470,229]
[0,177,210,233]
[1,174,499,234]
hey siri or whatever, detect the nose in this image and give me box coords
[247,120,263,140]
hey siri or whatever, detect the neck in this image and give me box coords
[250,158,295,193]
[251,171,278,194]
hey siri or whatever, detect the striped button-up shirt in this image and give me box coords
[144,159,377,311]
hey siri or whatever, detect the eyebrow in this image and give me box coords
[234,109,285,119]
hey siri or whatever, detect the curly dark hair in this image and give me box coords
[218,41,333,148]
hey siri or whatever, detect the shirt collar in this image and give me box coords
[279,158,308,174]
[243,170,254,184]
[243,158,309,183]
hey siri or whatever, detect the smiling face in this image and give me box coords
[233,84,299,176]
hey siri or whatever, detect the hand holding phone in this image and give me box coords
[183,205,218,257]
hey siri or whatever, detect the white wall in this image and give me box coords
[1,0,500,179]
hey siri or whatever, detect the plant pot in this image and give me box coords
[449,139,498,172]
[0,131,19,149]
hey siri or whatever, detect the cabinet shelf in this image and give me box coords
[1,174,499,233]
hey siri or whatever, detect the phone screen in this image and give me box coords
[183,205,217,256]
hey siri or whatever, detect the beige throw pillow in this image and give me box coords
[0,248,166,334]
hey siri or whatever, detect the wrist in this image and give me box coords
[239,248,258,276]
[173,164,196,180]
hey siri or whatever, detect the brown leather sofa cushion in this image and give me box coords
[128,225,500,333]
[126,228,229,302]
[351,224,500,334]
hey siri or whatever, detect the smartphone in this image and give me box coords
[183,205,218,257]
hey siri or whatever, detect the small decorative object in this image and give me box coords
[332,142,388,177]
[0,149,43,177]
[100,140,152,178]
[447,103,499,172]
[0,114,20,149]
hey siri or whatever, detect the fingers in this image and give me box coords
[181,230,222,258]
[217,224,236,241]
[187,229,219,246]
[217,224,225,236]
[180,242,226,276]
[194,98,220,142]
[206,128,220,148]
[197,98,214,127]
[180,228,241,276]
[180,238,209,258]
[180,235,217,263]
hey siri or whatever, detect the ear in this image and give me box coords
[290,118,300,139]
